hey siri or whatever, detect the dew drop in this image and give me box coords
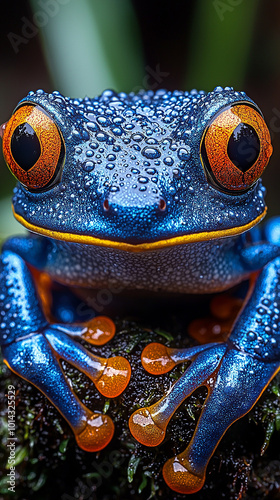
[142,146,161,159]
[178,147,191,160]
[138,176,149,184]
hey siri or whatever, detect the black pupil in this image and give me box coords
[227,122,260,173]
[11,122,41,171]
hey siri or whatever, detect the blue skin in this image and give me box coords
[1,86,280,492]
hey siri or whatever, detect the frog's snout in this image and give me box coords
[99,194,168,244]
[102,196,166,214]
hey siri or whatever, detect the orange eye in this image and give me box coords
[201,103,273,193]
[2,105,64,191]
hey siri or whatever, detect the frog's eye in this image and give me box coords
[201,103,273,193]
[2,104,64,191]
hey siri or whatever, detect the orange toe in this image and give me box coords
[141,343,176,374]
[75,413,114,452]
[163,456,205,494]
[129,408,165,447]
[82,316,116,346]
[95,356,131,398]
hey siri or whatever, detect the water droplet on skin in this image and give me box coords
[112,127,123,136]
[138,177,149,184]
[164,157,174,166]
[172,168,181,178]
[131,133,143,142]
[96,132,108,142]
[107,154,116,161]
[83,161,95,172]
[145,168,157,175]
[113,116,124,124]
[248,331,257,340]
[97,116,109,126]
[178,147,191,160]
[142,146,161,159]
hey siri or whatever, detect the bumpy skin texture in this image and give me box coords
[1,86,280,494]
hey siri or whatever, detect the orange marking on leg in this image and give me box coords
[81,316,116,345]
[29,267,54,321]
[141,342,176,374]
[95,356,131,398]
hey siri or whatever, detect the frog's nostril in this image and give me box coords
[158,199,166,211]
[103,199,110,212]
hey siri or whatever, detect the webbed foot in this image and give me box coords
[130,340,279,493]
[1,250,131,451]
[130,257,280,492]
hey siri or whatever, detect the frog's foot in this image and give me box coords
[129,341,279,494]
[3,328,130,450]
[61,315,116,346]
[1,250,130,451]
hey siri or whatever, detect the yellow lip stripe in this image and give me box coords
[13,205,266,253]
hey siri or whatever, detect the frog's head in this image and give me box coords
[1,87,272,252]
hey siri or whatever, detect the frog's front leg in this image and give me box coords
[129,257,280,494]
[0,248,131,452]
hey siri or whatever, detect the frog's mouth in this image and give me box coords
[13,207,266,253]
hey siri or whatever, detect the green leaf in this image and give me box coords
[103,400,110,413]
[5,445,28,468]
[275,413,280,432]
[59,439,69,454]
[31,472,47,492]
[29,0,144,97]
[154,328,174,342]
[261,420,275,455]
[138,473,148,494]
[127,454,141,483]
[271,384,280,397]
[186,0,260,90]
[0,476,10,494]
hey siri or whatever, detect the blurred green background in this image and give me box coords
[1,0,280,240]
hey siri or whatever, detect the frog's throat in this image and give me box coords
[13,206,266,253]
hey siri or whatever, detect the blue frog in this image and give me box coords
[1,86,280,494]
